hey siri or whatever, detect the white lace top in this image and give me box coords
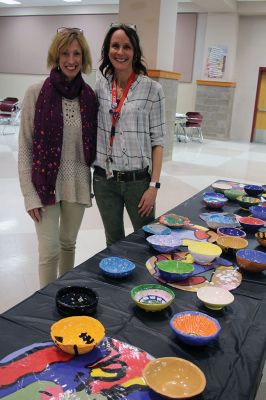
[18,81,92,211]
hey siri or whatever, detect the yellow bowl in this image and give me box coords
[188,241,222,264]
[50,316,105,355]
[143,357,206,399]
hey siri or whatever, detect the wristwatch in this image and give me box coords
[149,182,161,189]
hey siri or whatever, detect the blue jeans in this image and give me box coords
[93,174,155,246]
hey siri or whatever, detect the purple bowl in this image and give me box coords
[249,205,266,221]
[217,227,246,237]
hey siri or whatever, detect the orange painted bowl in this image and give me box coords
[216,235,248,254]
[170,311,221,346]
[50,316,105,355]
[238,216,265,232]
[236,249,266,273]
[142,357,206,399]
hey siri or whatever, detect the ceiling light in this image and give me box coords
[0,1,21,4]
[63,0,82,3]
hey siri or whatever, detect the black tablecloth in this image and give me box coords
[1,185,266,400]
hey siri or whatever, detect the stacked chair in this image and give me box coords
[175,111,203,143]
[0,97,20,135]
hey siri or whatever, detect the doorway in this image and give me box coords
[251,67,266,143]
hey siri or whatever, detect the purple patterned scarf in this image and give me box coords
[32,68,97,206]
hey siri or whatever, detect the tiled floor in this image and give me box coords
[0,128,265,398]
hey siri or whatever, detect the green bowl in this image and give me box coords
[131,284,175,312]
[224,189,245,201]
[156,260,194,282]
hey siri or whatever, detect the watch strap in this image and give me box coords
[149,181,161,189]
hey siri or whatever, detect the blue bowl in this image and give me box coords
[203,192,225,199]
[99,257,135,278]
[203,195,228,209]
[170,311,221,346]
[217,227,246,237]
[249,205,266,221]
[142,223,172,235]
[244,184,264,197]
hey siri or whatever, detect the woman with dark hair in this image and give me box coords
[93,23,165,246]
[18,28,97,287]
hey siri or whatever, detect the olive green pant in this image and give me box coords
[93,173,155,246]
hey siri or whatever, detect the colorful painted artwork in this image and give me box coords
[205,45,227,79]
[0,337,154,400]
[146,251,241,292]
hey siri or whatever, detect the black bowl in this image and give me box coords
[56,286,98,316]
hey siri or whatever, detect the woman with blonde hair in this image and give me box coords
[18,27,97,287]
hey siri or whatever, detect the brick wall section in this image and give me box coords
[195,85,235,139]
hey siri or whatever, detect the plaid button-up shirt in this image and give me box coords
[94,74,165,173]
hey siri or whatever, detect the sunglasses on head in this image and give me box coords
[57,27,83,34]
[109,23,137,31]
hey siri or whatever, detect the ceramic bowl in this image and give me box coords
[249,205,266,221]
[187,241,222,264]
[156,260,195,282]
[203,191,226,199]
[142,223,171,235]
[255,232,266,247]
[238,216,265,232]
[142,357,206,399]
[56,286,98,317]
[244,184,264,197]
[202,213,240,229]
[99,257,135,278]
[217,227,246,237]
[170,311,221,346]
[203,195,228,209]
[146,234,182,253]
[236,249,266,272]
[50,316,105,355]
[224,189,245,201]
[211,182,232,193]
[131,284,175,312]
[236,195,260,210]
[197,286,234,310]
[216,235,248,254]
[159,213,190,228]
[257,227,266,239]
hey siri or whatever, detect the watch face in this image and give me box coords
[155,182,161,189]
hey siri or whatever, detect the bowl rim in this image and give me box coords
[216,235,248,248]
[131,283,175,302]
[50,316,105,349]
[142,357,206,399]
[197,286,234,306]
[216,227,246,237]
[156,259,194,274]
[56,286,99,310]
[99,256,136,275]
[170,311,221,339]
[236,248,266,263]
[239,216,265,225]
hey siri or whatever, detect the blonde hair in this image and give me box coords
[47,28,92,74]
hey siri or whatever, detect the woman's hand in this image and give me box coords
[138,187,157,217]
[28,207,45,223]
